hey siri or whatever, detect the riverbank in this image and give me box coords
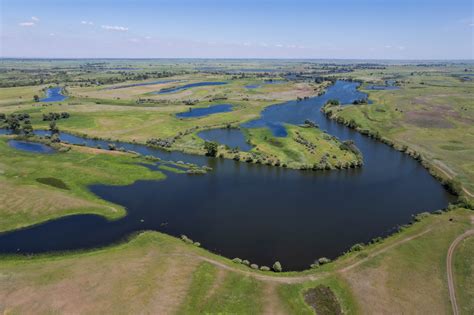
[1,207,472,314]
[0,136,168,232]
[320,74,474,206]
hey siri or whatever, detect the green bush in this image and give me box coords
[242,260,250,266]
[180,235,193,244]
[350,243,365,252]
[318,257,331,265]
[273,261,282,272]
[232,258,242,264]
[260,266,270,271]
[250,264,259,270]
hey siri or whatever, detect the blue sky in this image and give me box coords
[1,0,473,59]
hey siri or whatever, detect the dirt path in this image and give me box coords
[431,160,474,198]
[339,228,432,274]
[165,227,434,284]
[446,218,474,315]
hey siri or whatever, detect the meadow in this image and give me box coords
[0,59,473,314]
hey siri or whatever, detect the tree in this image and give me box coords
[33,95,40,102]
[204,141,218,157]
[49,121,59,134]
[326,99,340,106]
[6,115,20,131]
[272,261,282,272]
[22,121,33,135]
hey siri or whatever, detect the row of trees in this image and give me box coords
[42,112,70,121]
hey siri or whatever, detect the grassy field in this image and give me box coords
[1,60,473,314]
[1,208,472,314]
[453,234,474,314]
[0,136,166,232]
[0,73,342,170]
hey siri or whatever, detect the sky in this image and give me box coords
[1,0,473,59]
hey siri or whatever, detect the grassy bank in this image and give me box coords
[0,208,472,314]
[0,136,165,232]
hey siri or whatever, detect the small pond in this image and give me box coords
[197,128,252,151]
[245,84,260,89]
[40,87,68,102]
[364,80,400,91]
[153,82,227,94]
[176,104,233,118]
[8,140,55,154]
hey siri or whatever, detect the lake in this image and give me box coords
[0,81,454,271]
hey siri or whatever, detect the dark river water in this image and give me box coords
[0,81,454,270]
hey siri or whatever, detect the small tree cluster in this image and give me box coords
[204,141,218,157]
[42,112,70,121]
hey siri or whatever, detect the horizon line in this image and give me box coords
[1,57,473,62]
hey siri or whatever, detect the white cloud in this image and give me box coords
[101,25,128,32]
[275,43,283,48]
[144,36,152,40]
[19,22,35,27]
[128,38,140,43]
[49,33,55,36]
[31,16,40,22]
[81,20,94,25]
[384,45,392,49]
[470,23,474,27]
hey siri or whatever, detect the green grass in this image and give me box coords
[179,262,263,314]
[453,235,474,314]
[0,136,164,231]
[278,276,360,314]
[245,125,360,169]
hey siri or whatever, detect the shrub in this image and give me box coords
[250,264,259,269]
[232,258,242,264]
[350,243,365,252]
[413,212,430,222]
[260,266,270,271]
[193,242,201,247]
[273,261,282,272]
[318,257,331,265]
[310,262,320,269]
[242,260,250,266]
[180,234,193,244]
